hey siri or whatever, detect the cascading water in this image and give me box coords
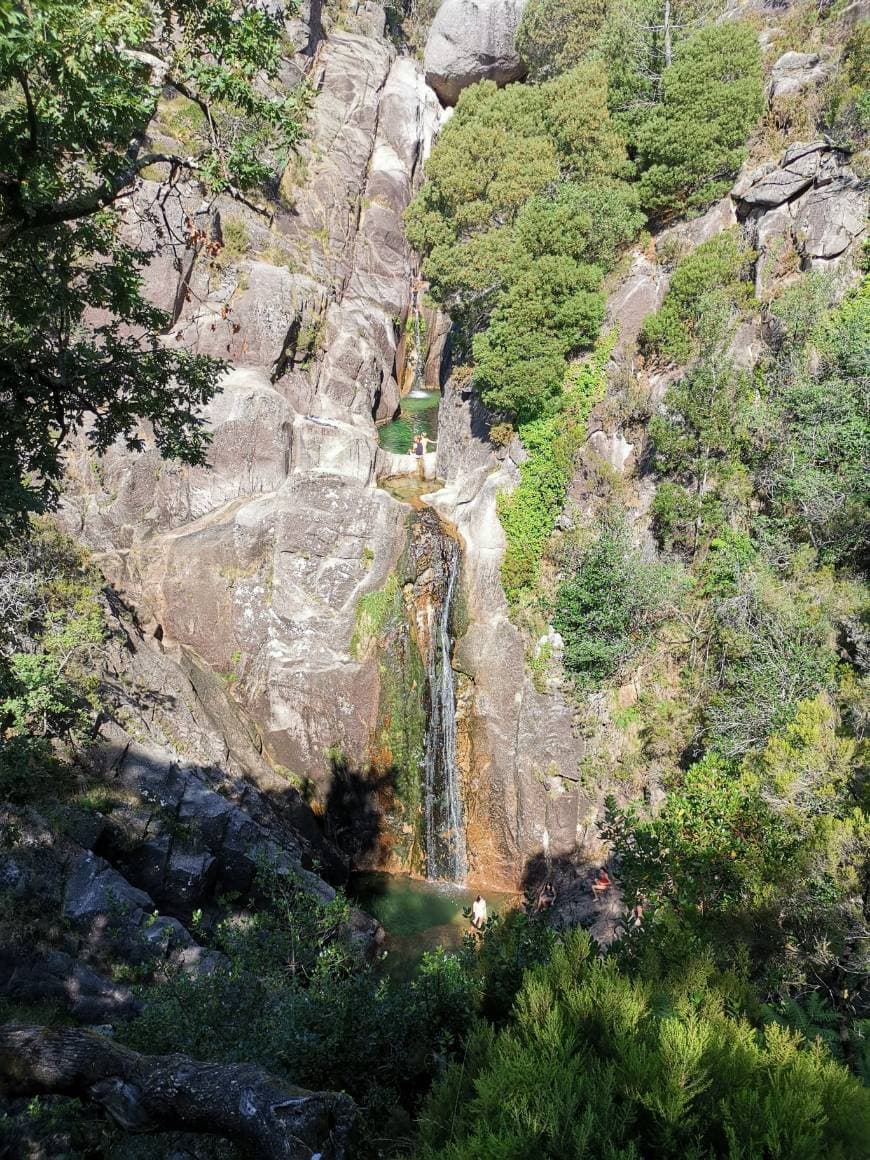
[409,510,467,883]
[407,281,429,399]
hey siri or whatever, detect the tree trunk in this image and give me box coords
[0,1024,356,1159]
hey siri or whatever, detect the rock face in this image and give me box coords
[424,0,528,106]
[734,141,867,296]
[61,13,444,802]
[768,51,831,104]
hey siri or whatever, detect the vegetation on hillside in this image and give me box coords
[0,0,308,527]
[1,0,868,1157]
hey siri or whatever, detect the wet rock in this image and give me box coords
[424,0,528,106]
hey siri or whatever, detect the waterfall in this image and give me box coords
[411,511,467,883]
[407,283,430,399]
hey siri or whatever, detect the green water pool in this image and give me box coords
[378,390,440,454]
[350,871,519,976]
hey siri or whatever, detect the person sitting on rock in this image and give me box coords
[471,894,488,930]
[535,880,556,913]
[591,866,611,901]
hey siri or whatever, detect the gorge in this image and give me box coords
[1,0,868,1155]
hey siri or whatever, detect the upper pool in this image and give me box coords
[377,389,440,454]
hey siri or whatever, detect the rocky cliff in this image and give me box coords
[56,0,867,893]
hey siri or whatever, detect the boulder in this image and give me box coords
[733,140,831,208]
[0,951,141,1023]
[793,178,868,261]
[424,0,528,106]
[768,51,830,104]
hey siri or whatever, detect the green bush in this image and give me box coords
[498,338,611,605]
[760,277,870,566]
[405,61,638,427]
[704,565,842,758]
[553,507,684,686]
[635,22,764,216]
[640,230,755,364]
[419,929,870,1159]
[515,0,608,81]
[473,256,605,421]
[0,522,104,800]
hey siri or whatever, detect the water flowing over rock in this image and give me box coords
[409,511,467,882]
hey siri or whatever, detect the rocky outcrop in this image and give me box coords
[61,11,444,799]
[734,141,867,296]
[424,0,528,106]
[0,951,141,1024]
[428,384,596,885]
[768,51,831,105]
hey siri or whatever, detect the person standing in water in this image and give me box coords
[471,894,487,930]
[413,429,433,478]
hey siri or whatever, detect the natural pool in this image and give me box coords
[377,389,440,454]
[349,871,519,977]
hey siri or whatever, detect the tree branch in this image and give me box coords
[0,1024,356,1159]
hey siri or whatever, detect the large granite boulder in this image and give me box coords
[424,0,528,106]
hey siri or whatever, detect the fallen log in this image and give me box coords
[0,1024,355,1159]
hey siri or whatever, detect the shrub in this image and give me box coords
[704,566,841,758]
[553,507,684,686]
[419,928,870,1158]
[0,523,104,800]
[473,256,605,421]
[635,22,764,216]
[639,230,755,364]
[515,0,608,81]
[760,278,870,566]
[498,338,611,604]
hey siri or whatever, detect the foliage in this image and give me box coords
[605,694,868,1024]
[634,22,764,216]
[122,865,479,1156]
[405,63,636,424]
[640,230,755,364]
[419,928,870,1159]
[759,277,870,567]
[473,257,605,421]
[0,0,308,526]
[554,506,685,686]
[703,563,842,758]
[498,338,611,605]
[0,521,104,799]
[515,0,609,81]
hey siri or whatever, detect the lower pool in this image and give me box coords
[349,871,519,977]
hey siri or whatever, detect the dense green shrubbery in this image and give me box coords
[419,929,870,1159]
[405,62,636,421]
[640,230,756,364]
[635,22,764,216]
[761,277,870,566]
[0,523,104,798]
[498,339,611,604]
[553,507,685,686]
[515,0,608,81]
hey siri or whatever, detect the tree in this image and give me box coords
[0,0,308,526]
[515,0,609,81]
[634,21,763,216]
